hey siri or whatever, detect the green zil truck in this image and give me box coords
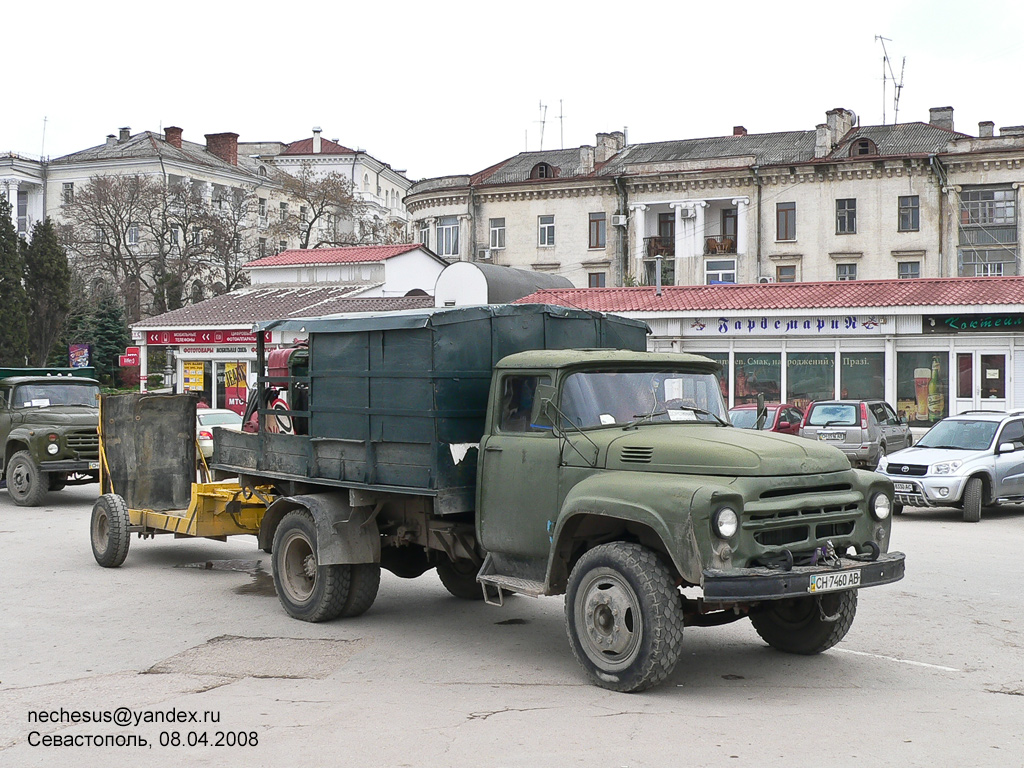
[1,368,101,506]
[203,305,904,691]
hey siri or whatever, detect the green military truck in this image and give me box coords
[107,305,906,691]
[0,368,101,506]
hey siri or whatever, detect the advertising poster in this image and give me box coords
[183,361,205,392]
[897,352,948,427]
[223,362,248,415]
[69,344,90,368]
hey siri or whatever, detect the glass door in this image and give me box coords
[956,351,1006,413]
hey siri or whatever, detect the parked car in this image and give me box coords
[196,408,244,458]
[728,403,803,435]
[799,399,911,468]
[878,410,1024,522]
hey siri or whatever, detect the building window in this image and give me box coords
[258,237,267,257]
[588,212,606,249]
[776,202,796,241]
[436,216,459,257]
[62,182,74,205]
[169,227,180,246]
[958,186,1017,276]
[851,139,877,156]
[299,205,308,222]
[898,195,920,232]
[530,163,556,179]
[836,199,857,234]
[898,261,920,279]
[961,187,1015,225]
[776,265,797,282]
[705,259,735,285]
[278,240,287,253]
[279,202,288,221]
[837,263,857,281]
[588,272,606,288]
[489,218,505,249]
[538,215,555,246]
[16,191,28,234]
[418,221,429,247]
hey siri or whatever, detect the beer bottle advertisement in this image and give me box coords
[896,352,948,428]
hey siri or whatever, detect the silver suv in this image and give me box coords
[877,410,1024,522]
[800,399,912,469]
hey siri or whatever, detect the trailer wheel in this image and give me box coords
[6,451,49,507]
[91,494,131,568]
[341,564,381,617]
[272,510,350,622]
[750,590,857,655]
[565,542,684,692]
[437,557,484,600]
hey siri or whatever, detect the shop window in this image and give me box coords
[840,353,885,401]
[981,354,1006,399]
[733,353,781,405]
[786,353,835,412]
[701,352,730,400]
[957,353,973,399]
[896,352,948,428]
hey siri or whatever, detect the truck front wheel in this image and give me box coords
[272,510,351,622]
[6,451,50,506]
[750,590,857,655]
[565,542,684,692]
[436,557,484,600]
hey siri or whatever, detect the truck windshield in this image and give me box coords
[11,383,100,408]
[559,370,726,428]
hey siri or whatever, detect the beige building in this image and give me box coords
[405,107,1024,288]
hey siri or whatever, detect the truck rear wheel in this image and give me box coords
[90,494,131,568]
[272,510,351,622]
[341,564,381,617]
[565,542,684,692]
[437,557,484,600]
[48,472,69,491]
[6,451,49,507]
[750,590,857,654]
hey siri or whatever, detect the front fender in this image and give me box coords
[260,492,380,565]
[549,472,740,588]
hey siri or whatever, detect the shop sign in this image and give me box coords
[179,346,256,355]
[146,329,271,345]
[183,362,205,391]
[924,314,1024,334]
[687,315,883,337]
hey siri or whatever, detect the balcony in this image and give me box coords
[704,236,736,255]
[644,236,674,258]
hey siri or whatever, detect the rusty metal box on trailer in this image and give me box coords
[214,304,648,513]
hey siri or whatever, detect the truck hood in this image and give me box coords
[585,425,850,477]
[13,408,98,428]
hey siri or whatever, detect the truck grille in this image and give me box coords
[752,505,858,547]
[67,429,99,459]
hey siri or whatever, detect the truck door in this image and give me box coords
[478,374,560,559]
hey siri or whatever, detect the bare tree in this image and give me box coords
[270,162,365,249]
[203,185,261,294]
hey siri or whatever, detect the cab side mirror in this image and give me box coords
[530,383,557,431]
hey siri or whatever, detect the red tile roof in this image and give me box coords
[245,244,423,268]
[515,276,1024,313]
[280,137,356,155]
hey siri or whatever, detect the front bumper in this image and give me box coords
[39,459,100,473]
[884,474,969,508]
[701,551,905,601]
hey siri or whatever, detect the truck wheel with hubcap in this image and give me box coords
[272,509,351,622]
[6,450,49,506]
[436,557,484,600]
[565,542,684,692]
[962,477,983,523]
[750,590,857,654]
[90,494,131,567]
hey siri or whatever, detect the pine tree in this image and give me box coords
[90,292,131,385]
[0,196,30,366]
[24,218,72,366]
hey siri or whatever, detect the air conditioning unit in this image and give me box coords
[758,276,774,284]
[611,214,628,227]
[679,208,695,219]
[477,248,491,261]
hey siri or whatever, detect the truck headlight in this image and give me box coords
[46,443,60,455]
[931,460,962,475]
[870,493,891,521]
[712,507,739,539]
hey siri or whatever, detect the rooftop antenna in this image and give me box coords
[536,101,548,151]
[875,35,905,125]
[40,116,47,159]
[558,99,565,149]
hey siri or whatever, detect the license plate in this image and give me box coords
[893,482,914,493]
[817,431,845,441]
[88,461,100,470]
[808,570,861,593]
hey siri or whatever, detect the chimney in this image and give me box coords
[929,106,954,132]
[978,121,995,138]
[165,126,183,148]
[826,108,855,142]
[312,126,322,154]
[733,126,747,136]
[118,127,131,143]
[580,145,595,174]
[595,131,625,163]
[1000,125,1024,137]
[815,124,831,158]
[106,135,117,148]
[205,132,239,166]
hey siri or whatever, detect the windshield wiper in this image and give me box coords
[918,444,967,450]
[629,406,728,428]
[822,420,853,427]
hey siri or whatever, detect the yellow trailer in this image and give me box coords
[89,393,273,567]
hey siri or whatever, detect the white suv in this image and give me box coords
[877,410,1024,522]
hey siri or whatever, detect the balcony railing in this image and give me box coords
[704,237,736,254]
[644,236,674,258]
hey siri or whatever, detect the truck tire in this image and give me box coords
[963,477,983,523]
[437,557,484,600]
[564,542,684,692]
[272,510,351,622]
[340,564,381,617]
[90,494,131,568]
[48,472,69,491]
[750,590,857,655]
[6,450,50,506]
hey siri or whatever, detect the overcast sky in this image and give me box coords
[5,0,1023,181]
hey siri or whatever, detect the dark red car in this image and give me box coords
[728,403,804,435]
